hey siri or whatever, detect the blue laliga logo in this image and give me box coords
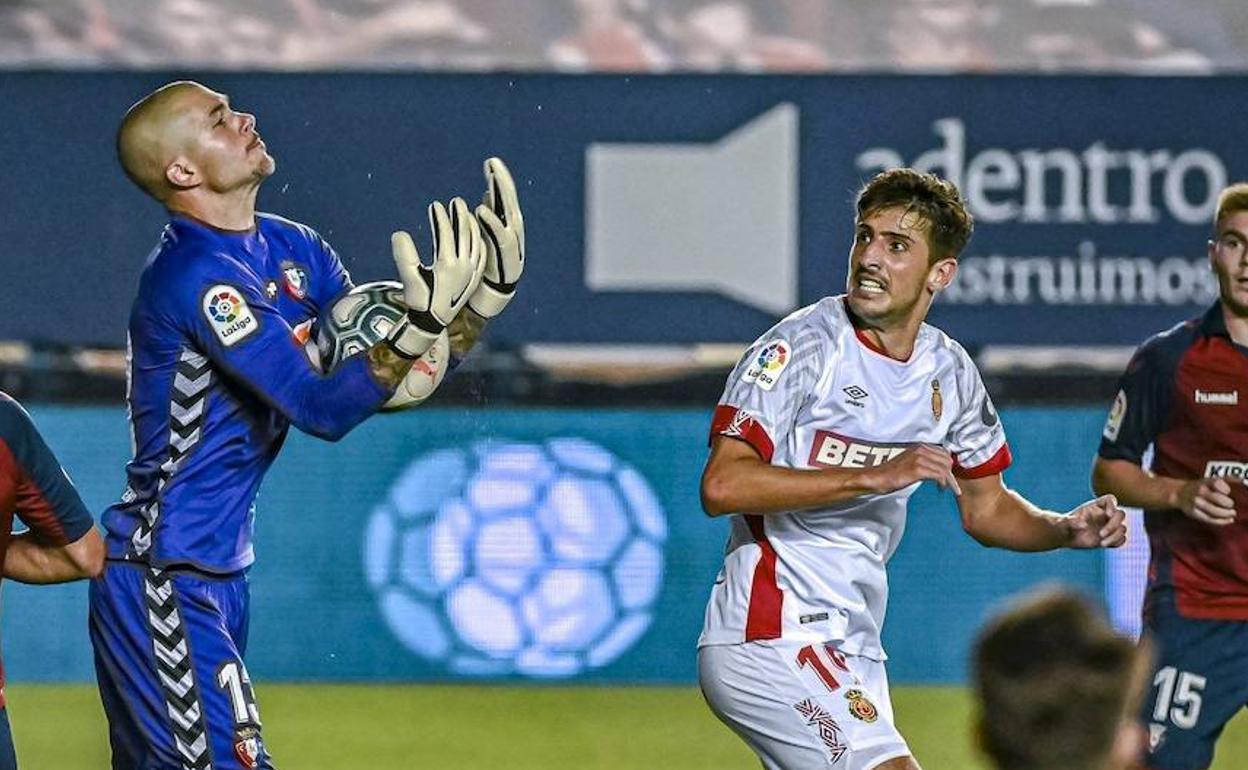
[362,438,668,677]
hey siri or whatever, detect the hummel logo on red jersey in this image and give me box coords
[1195,389,1238,405]
[809,431,907,469]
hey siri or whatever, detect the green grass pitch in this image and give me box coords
[8,684,1247,769]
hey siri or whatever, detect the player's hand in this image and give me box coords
[468,157,525,319]
[387,198,486,358]
[1063,494,1128,548]
[867,444,962,496]
[1176,477,1237,526]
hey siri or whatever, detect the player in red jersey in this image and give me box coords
[0,391,104,769]
[1094,182,1248,770]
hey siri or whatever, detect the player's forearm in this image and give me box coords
[270,349,393,441]
[960,486,1070,552]
[1092,457,1185,511]
[4,528,104,584]
[447,308,487,361]
[366,340,416,390]
[701,460,878,516]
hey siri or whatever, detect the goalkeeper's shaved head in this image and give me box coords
[973,586,1148,770]
[117,81,206,201]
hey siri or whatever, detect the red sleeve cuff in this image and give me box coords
[710,405,776,463]
[953,443,1012,479]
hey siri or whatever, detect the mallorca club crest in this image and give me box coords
[845,689,879,723]
[281,261,308,300]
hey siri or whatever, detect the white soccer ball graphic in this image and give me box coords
[315,280,449,411]
[363,438,668,677]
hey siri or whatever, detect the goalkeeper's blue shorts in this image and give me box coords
[1140,588,1248,770]
[89,560,272,770]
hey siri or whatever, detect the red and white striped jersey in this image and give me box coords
[698,296,1011,659]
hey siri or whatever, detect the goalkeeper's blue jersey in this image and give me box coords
[102,213,390,573]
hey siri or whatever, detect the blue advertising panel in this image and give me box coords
[1,73,1245,350]
[3,405,1108,685]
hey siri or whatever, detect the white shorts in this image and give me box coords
[698,641,910,770]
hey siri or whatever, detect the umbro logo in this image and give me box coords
[1195,389,1238,405]
[843,385,869,406]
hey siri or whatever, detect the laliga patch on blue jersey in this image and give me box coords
[202,285,259,347]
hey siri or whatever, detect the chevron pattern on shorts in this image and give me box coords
[146,567,212,770]
[129,349,212,559]
[794,698,848,764]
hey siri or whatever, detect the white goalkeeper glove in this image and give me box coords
[387,197,486,359]
[468,157,526,319]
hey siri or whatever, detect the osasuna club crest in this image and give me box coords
[281,261,308,300]
[234,726,263,769]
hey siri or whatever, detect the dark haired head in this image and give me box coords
[856,168,973,262]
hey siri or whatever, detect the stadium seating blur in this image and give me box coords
[0,0,1240,73]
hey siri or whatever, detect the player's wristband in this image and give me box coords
[467,279,515,319]
[385,314,439,359]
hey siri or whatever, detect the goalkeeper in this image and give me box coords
[89,80,525,770]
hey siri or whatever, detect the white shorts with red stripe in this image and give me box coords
[699,641,910,770]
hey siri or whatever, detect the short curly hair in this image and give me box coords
[856,168,974,262]
[1215,182,1248,230]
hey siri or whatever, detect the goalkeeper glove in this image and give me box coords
[387,197,486,358]
[469,157,526,319]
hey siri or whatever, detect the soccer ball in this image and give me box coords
[362,438,668,678]
[314,281,449,411]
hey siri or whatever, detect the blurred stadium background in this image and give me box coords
[4,1,1248,767]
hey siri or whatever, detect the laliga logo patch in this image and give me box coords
[741,339,791,391]
[1103,389,1126,441]
[281,262,309,300]
[930,379,943,421]
[845,689,878,723]
[203,285,258,347]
